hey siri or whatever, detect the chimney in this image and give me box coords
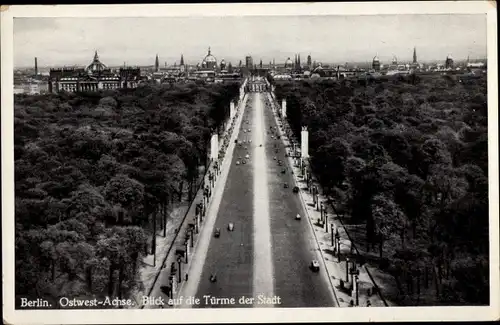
[35,57,38,75]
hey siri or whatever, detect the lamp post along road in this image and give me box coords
[355,274,360,306]
[345,257,350,283]
[177,256,182,284]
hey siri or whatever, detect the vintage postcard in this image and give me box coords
[2,1,499,324]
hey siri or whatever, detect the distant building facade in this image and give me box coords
[245,56,253,69]
[372,55,381,71]
[48,51,143,93]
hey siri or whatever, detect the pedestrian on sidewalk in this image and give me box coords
[185,273,189,282]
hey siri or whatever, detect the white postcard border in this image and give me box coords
[2,2,498,324]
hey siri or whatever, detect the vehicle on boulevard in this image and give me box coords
[245,154,250,159]
[311,260,320,272]
[284,183,289,188]
[236,161,240,165]
[242,160,247,165]
[295,213,302,220]
[228,222,234,231]
[214,228,221,238]
[293,186,299,193]
[281,168,286,174]
[210,273,217,282]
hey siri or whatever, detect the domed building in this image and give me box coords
[312,62,326,77]
[372,55,381,71]
[49,51,143,93]
[201,47,217,70]
[86,51,108,75]
[284,57,293,69]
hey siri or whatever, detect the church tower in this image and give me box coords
[155,54,159,72]
[413,47,417,64]
[180,54,185,73]
[307,54,312,68]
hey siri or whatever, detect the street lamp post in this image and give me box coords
[335,229,341,258]
[331,223,335,247]
[355,275,359,306]
[177,256,182,283]
[168,276,174,299]
[345,257,350,282]
[350,259,356,283]
[325,214,328,232]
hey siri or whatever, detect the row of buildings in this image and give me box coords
[16,47,245,95]
[15,47,486,95]
[270,47,486,81]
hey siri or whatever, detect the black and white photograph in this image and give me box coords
[2,2,498,324]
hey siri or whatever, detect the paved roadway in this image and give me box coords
[182,88,335,308]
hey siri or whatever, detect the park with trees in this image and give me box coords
[272,72,489,306]
[14,81,239,307]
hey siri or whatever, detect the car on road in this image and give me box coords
[311,260,320,272]
[293,186,299,193]
[214,228,221,238]
[296,213,302,220]
[236,161,240,165]
[245,154,250,159]
[242,160,247,164]
[228,222,234,231]
[284,183,289,188]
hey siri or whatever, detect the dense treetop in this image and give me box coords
[14,82,240,305]
[273,73,488,305]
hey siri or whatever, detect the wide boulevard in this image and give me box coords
[174,79,335,308]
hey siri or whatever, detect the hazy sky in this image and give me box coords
[13,15,487,68]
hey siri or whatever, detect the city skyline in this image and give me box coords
[14,14,487,69]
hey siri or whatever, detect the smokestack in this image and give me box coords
[35,57,38,75]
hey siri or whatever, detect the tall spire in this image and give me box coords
[208,46,211,55]
[94,50,99,61]
[180,54,184,66]
[155,54,159,72]
[413,46,417,63]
